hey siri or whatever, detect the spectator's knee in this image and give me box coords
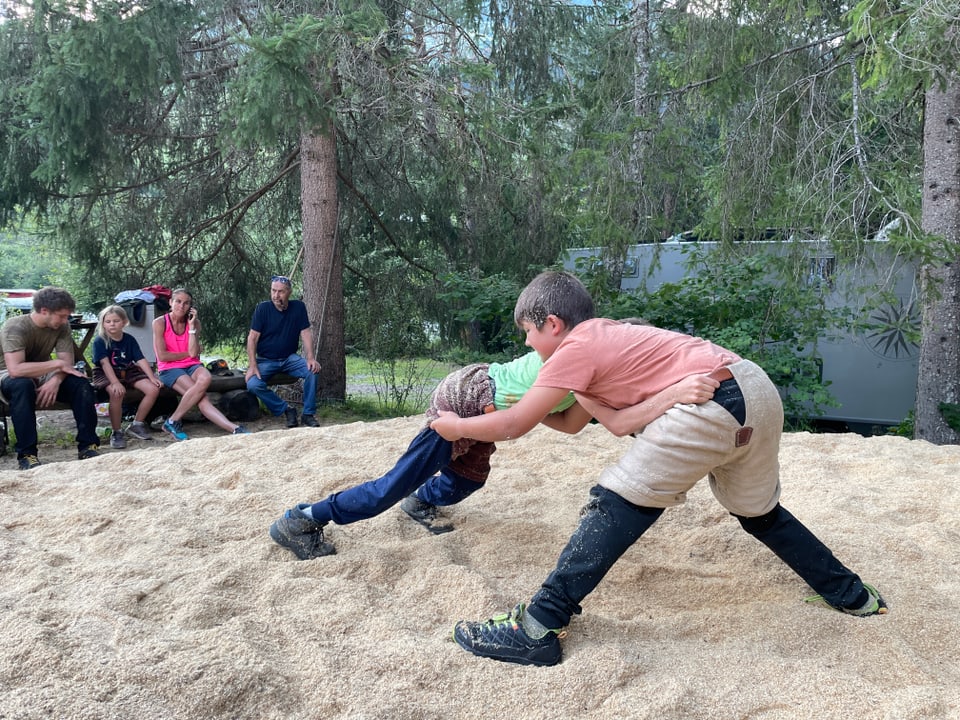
[3,376,36,401]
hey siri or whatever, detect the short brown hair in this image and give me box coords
[33,287,76,314]
[513,271,595,330]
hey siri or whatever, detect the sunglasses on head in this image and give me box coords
[272,275,291,285]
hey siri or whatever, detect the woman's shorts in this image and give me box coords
[158,364,202,388]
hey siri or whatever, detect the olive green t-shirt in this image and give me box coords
[0,314,74,382]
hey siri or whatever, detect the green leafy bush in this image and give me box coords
[581,244,847,424]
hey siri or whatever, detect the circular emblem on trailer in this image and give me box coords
[862,298,920,360]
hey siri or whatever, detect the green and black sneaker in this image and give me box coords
[452,603,565,666]
[806,582,888,617]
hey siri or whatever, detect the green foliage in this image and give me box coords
[226,6,392,148]
[888,410,914,438]
[436,272,525,357]
[0,229,93,308]
[580,245,847,422]
[939,403,960,434]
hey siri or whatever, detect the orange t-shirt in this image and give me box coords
[534,318,740,409]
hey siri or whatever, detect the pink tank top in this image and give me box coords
[156,314,200,371]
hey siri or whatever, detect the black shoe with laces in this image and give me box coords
[78,446,100,460]
[453,604,564,666]
[284,407,298,428]
[18,455,41,471]
[400,494,454,534]
[300,414,319,427]
[269,504,336,559]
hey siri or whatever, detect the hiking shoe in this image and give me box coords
[453,604,564,666]
[400,494,454,535]
[127,422,152,440]
[109,430,127,449]
[17,455,41,471]
[269,504,336,559]
[806,582,888,617]
[232,425,250,435]
[284,407,298,428]
[78,446,101,460]
[301,414,319,428]
[163,418,188,441]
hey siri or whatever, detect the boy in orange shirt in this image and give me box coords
[432,270,886,667]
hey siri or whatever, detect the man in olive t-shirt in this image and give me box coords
[0,287,100,470]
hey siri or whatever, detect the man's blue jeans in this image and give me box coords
[247,354,318,416]
[1,374,100,457]
[308,427,482,525]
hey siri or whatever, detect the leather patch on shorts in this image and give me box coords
[735,426,753,447]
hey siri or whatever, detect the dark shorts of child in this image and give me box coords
[92,365,150,390]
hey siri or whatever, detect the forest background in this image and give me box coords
[0,0,958,442]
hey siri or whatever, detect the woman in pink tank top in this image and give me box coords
[152,288,248,440]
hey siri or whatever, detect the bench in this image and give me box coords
[0,372,300,454]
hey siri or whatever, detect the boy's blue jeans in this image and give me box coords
[308,427,484,525]
[527,485,870,630]
[247,354,318,416]
[1,374,100,457]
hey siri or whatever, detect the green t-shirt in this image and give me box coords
[488,351,576,414]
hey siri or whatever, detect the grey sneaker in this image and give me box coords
[109,430,127,449]
[269,504,336,559]
[400,494,454,534]
[127,422,152,440]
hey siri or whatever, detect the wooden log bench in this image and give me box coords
[0,372,300,454]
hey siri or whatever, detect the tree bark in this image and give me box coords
[916,78,960,444]
[300,123,346,403]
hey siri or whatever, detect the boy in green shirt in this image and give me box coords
[269,349,708,558]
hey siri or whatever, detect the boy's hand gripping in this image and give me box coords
[431,410,464,441]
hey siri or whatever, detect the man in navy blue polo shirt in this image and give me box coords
[245,276,321,428]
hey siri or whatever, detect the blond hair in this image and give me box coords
[96,304,129,347]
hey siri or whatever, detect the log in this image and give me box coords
[213,389,261,422]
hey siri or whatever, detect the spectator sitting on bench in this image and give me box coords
[244,275,321,428]
[152,288,249,441]
[0,286,101,470]
[91,304,163,449]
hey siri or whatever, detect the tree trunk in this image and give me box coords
[916,78,960,444]
[300,124,346,403]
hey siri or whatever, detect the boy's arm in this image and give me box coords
[577,373,721,437]
[431,385,570,442]
[539,401,593,434]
